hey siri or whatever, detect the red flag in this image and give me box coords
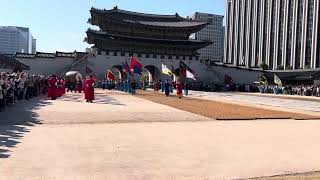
[107,70,116,80]
[130,57,143,69]
[130,57,143,75]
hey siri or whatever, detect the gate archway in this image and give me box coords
[108,65,124,80]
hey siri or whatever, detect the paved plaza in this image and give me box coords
[1,90,320,179]
[187,91,320,115]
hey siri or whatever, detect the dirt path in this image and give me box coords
[136,90,319,120]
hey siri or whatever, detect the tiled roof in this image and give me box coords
[123,20,207,28]
[13,51,89,59]
[0,54,30,70]
[86,30,212,46]
[91,7,185,22]
[36,52,56,58]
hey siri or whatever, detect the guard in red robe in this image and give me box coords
[84,75,95,103]
[176,81,183,99]
[57,78,65,97]
[62,79,66,95]
[156,80,160,91]
[48,75,57,100]
[77,80,83,93]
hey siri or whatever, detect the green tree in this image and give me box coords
[276,65,284,70]
[305,65,311,69]
[259,63,269,70]
[286,66,293,70]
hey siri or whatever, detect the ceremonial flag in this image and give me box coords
[224,74,234,84]
[259,74,268,86]
[86,66,94,75]
[122,62,130,73]
[122,61,133,76]
[122,62,126,72]
[180,61,194,73]
[162,64,173,76]
[274,74,282,86]
[186,70,196,81]
[172,67,180,77]
[107,70,116,80]
[130,57,143,75]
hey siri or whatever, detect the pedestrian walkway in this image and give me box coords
[187,90,320,114]
[1,90,320,179]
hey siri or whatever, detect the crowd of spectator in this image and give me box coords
[223,82,320,97]
[258,84,320,96]
[187,81,223,92]
[0,72,48,112]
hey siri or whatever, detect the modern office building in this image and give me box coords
[0,26,35,54]
[224,0,320,70]
[32,38,37,54]
[191,12,225,61]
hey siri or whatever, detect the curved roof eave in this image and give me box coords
[90,7,185,21]
[86,30,212,46]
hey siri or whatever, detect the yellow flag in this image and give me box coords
[162,64,173,76]
[274,74,282,86]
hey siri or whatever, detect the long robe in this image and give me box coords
[77,81,83,93]
[176,82,183,98]
[156,81,160,91]
[164,82,170,96]
[84,79,95,101]
[56,80,64,97]
[62,80,66,95]
[48,77,57,100]
[142,81,147,91]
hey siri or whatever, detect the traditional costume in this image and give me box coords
[77,80,83,93]
[176,81,183,99]
[56,79,63,97]
[84,76,95,102]
[161,81,165,92]
[142,80,147,91]
[156,81,160,91]
[62,79,66,95]
[184,82,189,95]
[164,81,170,97]
[48,75,57,100]
[131,81,136,95]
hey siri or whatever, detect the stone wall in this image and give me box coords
[16,57,74,75]
[14,52,262,84]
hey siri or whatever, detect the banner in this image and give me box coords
[259,74,268,86]
[162,64,173,76]
[107,70,116,80]
[274,74,282,86]
[186,70,196,81]
[86,66,94,75]
[180,61,194,73]
[130,57,143,75]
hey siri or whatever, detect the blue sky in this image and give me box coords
[1,0,226,52]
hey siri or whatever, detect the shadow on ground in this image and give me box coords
[0,97,49,158]
[58,93,126,106]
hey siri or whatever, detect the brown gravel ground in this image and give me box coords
[136,90,319,120]
[247,171,320,179]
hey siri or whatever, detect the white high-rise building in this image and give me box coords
[0,26,36,54]
[191,12,225,61]
[32,38,37,54]
[224,0,320,70]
